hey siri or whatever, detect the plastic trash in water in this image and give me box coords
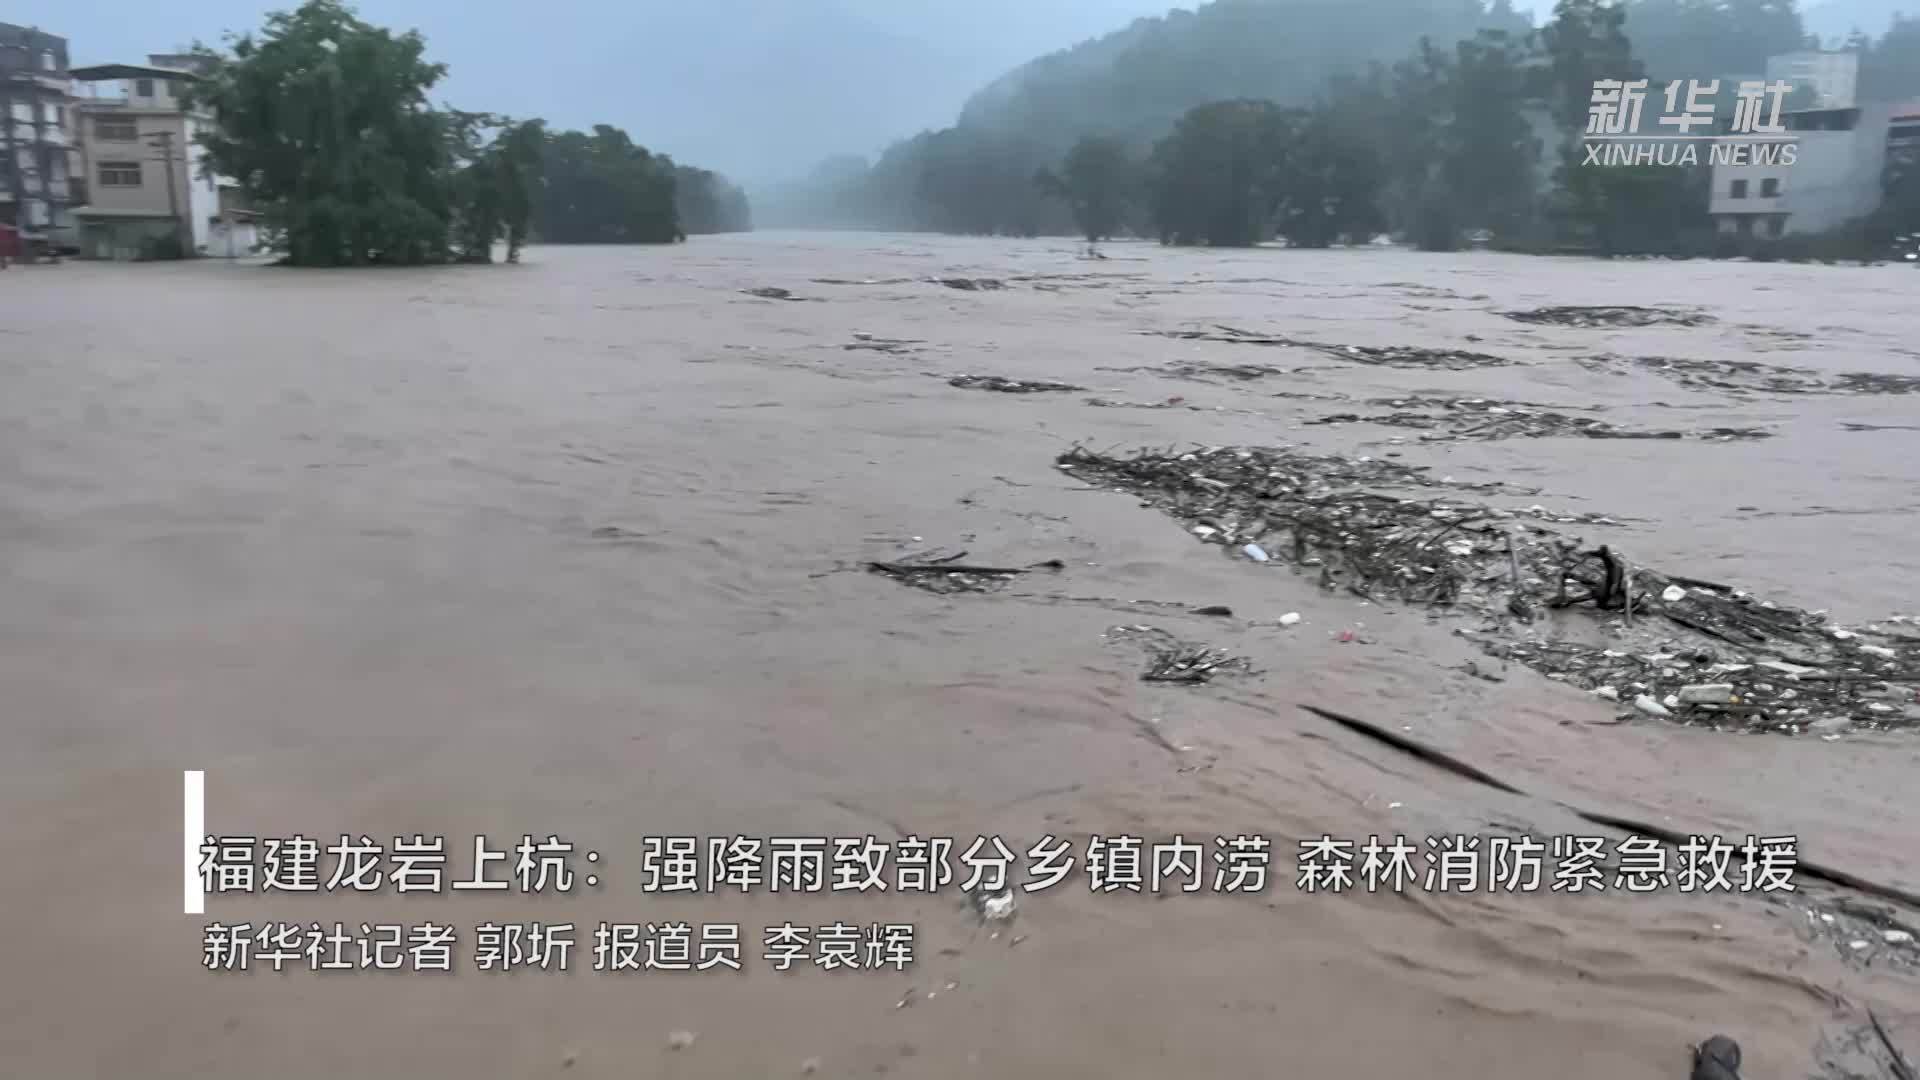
[1243,543,1269,562]
[1634,694,1672,718]
[1278,612,1302,627]
[1662,585,1687,603]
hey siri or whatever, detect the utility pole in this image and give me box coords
[148,129,188,255]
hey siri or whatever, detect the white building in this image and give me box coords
[1709,102,1898,238]
[1764,50,1858,110]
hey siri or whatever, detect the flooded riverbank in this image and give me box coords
[3,234,1917,1078]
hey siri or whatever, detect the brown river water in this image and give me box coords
[2,234,1917,1077]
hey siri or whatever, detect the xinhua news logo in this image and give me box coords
[1583,79,1800,168]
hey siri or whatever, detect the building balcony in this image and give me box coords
[2,72,72,95]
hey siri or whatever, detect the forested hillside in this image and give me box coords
[761,0,1919,255]
[955,0,1531,146]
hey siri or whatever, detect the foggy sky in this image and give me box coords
[16,0,1191,185]
[18,0,1888,188]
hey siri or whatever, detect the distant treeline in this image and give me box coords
[765,0,1920,258]
[535,125,753,244]
[186,0,751,267]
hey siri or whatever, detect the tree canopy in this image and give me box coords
[188,0,463,265]
[189,0,750,264]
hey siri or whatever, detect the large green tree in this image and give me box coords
[1148,99,1293,246]
[536,126,681,243]
[1270,106,1388,247]
[1439,30,1540,241]
[673,166,753,234]
[1534,0,1707,255]
[1035,135,1137,242]
[448,113,545,262]
[189,0,458,266]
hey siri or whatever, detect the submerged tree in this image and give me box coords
[188,0,456,266]
[448,114,545,262]
[537,125,681,243]
[1035,135,1137,242]
[674,165,753,234]
[1271,106,1387,248]
[1439,30,1540,242]
[1148,100,1292,246]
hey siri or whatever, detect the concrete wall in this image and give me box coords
[77,214,174,260]
[184,115,216,252]
[73,106,192,219]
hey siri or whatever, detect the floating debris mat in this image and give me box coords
[1580,355,1827,394]
[947,375,1085,394]
[1058,444,1917,734]
[931,277,1006,291]
[1106,625,1252,684]
[1057,444,1590,605]
[866,556,1065,595]
[1151,361,1310,381]
[741,286,815,301]
[1830,372,1920,395]
[1141,327,1511,370]
[1307,400,1770,442]
[1582,355,1920,396]
[1476,625,1920,736]
[1502,305,1714,327]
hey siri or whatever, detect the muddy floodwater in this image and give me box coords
[3,234,1918,1078]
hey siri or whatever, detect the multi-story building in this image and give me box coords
[0,23,75,251]
[1709,102,1898,238]
[68,55,257,259]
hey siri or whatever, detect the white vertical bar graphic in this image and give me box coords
[183,770,205,915]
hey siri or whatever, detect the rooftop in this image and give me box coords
[68,62,200,82]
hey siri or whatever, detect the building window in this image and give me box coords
[1760,177,1780,197]
[136,78,154,97]
[1730,179,1749,198]
[98,161,142,187]
[94,117,138,141]
[40,49,55,71]
[1767,217,1786,238]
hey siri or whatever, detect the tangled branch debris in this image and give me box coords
[948,375,1086,394]
[1503,305,1714,327]
[1307,400,1771,442]
[1142,327,1511,369]
[1831,372,1920,395]
[867,556,1066,595]
[1788,894,1920,973]
[843,333,923,354]
[1059,444,1919,735]
[1155,361,1310,381]
[932,277,1006,291]
[1107,625,1251,684]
